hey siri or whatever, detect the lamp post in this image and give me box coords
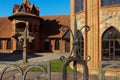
[22,22,28,63]
[12,22,34,63]
[22,22,34,63]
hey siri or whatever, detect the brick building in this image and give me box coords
[71,0,120,74]
[0,0,70,53]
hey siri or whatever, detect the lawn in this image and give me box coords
[27,59,73,72]
[51,59,72,72]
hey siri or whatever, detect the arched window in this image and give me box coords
[102,27,120,60]
[55,39,59,50]
[75,0,84,13]
[102,0,120,6]
[7,39,11,50]
[77,31,84,57]
[44,39,50,51]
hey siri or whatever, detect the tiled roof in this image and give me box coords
[41,15,70,38]
[0,17,13,38]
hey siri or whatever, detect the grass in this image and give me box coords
[25,59,73,72]
[51,59,72,72]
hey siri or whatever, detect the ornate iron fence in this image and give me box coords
[99,61,120,80]
[0,62,51,80]
[61,16,90,80]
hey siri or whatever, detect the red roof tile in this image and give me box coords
[0,17,13,38]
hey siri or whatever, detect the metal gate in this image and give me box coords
[0,62,51,80]
[99,61,120,80]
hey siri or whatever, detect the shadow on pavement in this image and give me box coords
[0,51,43,61]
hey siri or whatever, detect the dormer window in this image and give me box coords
[26,8,30,12]
[102,0,120,6]
[19,5,26,12]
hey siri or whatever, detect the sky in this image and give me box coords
[0,0,70,17]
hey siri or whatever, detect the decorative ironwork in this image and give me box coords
[99,61,120,80]
[0,62,51,80]
[61,16,90,80]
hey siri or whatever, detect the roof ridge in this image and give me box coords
[41,15,70,17]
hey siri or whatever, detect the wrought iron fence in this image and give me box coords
[61,16,90,80]
[0,62,51,80]
[99,61,120,80]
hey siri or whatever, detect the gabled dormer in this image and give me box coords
[19,4,26,12]
[31,4,39,16]
[12,0,39,16]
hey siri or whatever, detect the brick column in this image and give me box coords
[87,0,100,71]
[70,0,74,52]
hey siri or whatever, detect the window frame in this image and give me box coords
[102,27,120,61]
[101,0,120,6]
[74,0,84,13]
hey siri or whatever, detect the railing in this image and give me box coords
[0,61,51,80]
[99,61,120,80]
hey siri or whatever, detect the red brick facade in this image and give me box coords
[71,0,120,74]
[0,0,70,53]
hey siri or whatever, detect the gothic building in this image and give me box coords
[0,0,70,53]
[71,0,120,74]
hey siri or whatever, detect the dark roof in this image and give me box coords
[12,0,39,16]
[0,17,13,38]
[41,15,70,38]
[9,12,41,20]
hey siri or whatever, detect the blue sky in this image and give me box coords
[0,0,70,17]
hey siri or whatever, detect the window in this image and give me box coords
[75,0,84,13]
[102,27,120,60]
[77,31,84,57]
[44,39,50,51]
[16,23,26,32]
[7,39,11,50]
[55,39,59,50]
[0,40,2,49]
[102,0,120,6]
